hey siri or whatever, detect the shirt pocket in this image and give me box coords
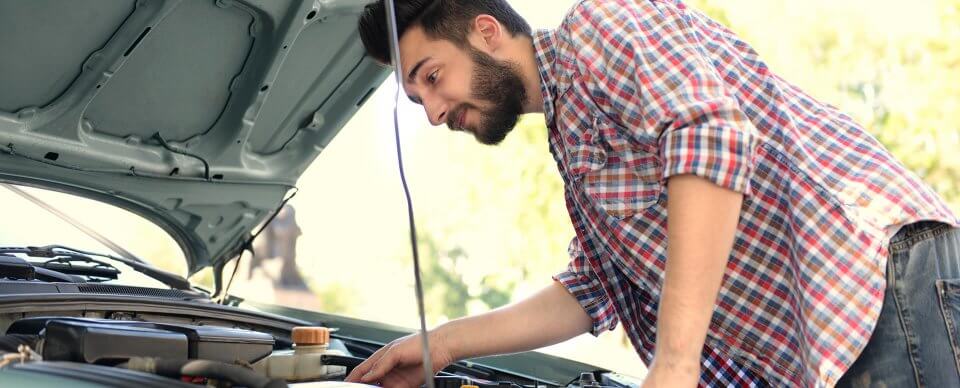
[566,114,663,219]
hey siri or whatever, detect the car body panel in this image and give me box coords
[0,0,389,274]
[0,368,105,388]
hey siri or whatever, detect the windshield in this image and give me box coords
[0,184,187,288]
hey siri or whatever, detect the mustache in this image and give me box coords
[446,104,474,132]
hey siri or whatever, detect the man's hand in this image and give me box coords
[345,282,591,387]
[345,330,454,388]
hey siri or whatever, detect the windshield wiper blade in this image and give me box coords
[41,245,190,290]
[0,253,85,283]
[42,255,121,281]
[0,246,190,290]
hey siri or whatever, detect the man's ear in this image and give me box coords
[468,14,503,52]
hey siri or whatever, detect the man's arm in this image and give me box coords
[643,174,743,387]
[443,281,593,359]
[346,281,592,388]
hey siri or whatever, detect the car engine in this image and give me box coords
[0,314,636,388]
[0,254,639,387]
[0,316,361,387]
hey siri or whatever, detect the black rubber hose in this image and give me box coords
[0,334,38,353]
[180,360,286,388]
[123,357,287,388]
[320,354,366,375]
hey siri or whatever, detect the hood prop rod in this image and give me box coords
[212,187,298,304]
[385,1,436,387]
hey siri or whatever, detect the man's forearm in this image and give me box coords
[655,174,742,368]
[437,281,592,360]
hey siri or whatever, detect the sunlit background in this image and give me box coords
[2,0,957,378]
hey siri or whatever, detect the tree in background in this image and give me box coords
[690,0,960,210]
[406,116,573,324]
[416,233,514,322]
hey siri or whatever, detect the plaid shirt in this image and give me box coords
[536,1,959,386]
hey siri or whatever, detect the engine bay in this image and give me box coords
[0,315,358,387]
[0,249,638,388]
[0,308,638,388]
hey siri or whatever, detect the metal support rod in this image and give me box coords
[384,1,437,387]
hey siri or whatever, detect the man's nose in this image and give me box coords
[423,97,448,126]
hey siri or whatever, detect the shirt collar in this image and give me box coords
[533,29,559,128]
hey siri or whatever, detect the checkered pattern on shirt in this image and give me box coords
[535,1,959,386]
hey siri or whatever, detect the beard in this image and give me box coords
[446,48,527,145]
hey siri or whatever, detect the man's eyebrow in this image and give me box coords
[406,57,430,83]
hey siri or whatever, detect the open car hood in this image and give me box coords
[0,0,388,275]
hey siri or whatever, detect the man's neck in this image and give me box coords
[504,36,545,114]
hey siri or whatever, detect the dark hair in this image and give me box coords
[358,0,532,64]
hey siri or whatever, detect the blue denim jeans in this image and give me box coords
[837,222,960,388]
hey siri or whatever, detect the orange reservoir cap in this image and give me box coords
[291,326,331,346]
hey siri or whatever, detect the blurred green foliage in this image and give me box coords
[312,282,354,313]
[417,234,515,320]
[405,116,575,323]
[690,0,960,211]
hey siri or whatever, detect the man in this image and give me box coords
[346,0,960,387]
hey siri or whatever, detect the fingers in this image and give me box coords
[345,333,445,386]
[360,347,403,384]
[346,343,392,382]
[381,366,430,388]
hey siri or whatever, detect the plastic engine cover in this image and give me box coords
[8,317,274,364]
[42,320,187,364]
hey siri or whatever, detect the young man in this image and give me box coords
[346,0,960,387]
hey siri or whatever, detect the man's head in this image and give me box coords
[358,0,533,145]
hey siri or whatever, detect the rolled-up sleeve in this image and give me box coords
[553,237,618,336]
[659,106,755,193]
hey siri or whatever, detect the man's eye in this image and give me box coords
[427,71,438,84]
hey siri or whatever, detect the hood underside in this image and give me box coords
[0,0,389,274]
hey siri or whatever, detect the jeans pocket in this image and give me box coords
[935,279,960,375]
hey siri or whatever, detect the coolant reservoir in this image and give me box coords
[253,326,347,381]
